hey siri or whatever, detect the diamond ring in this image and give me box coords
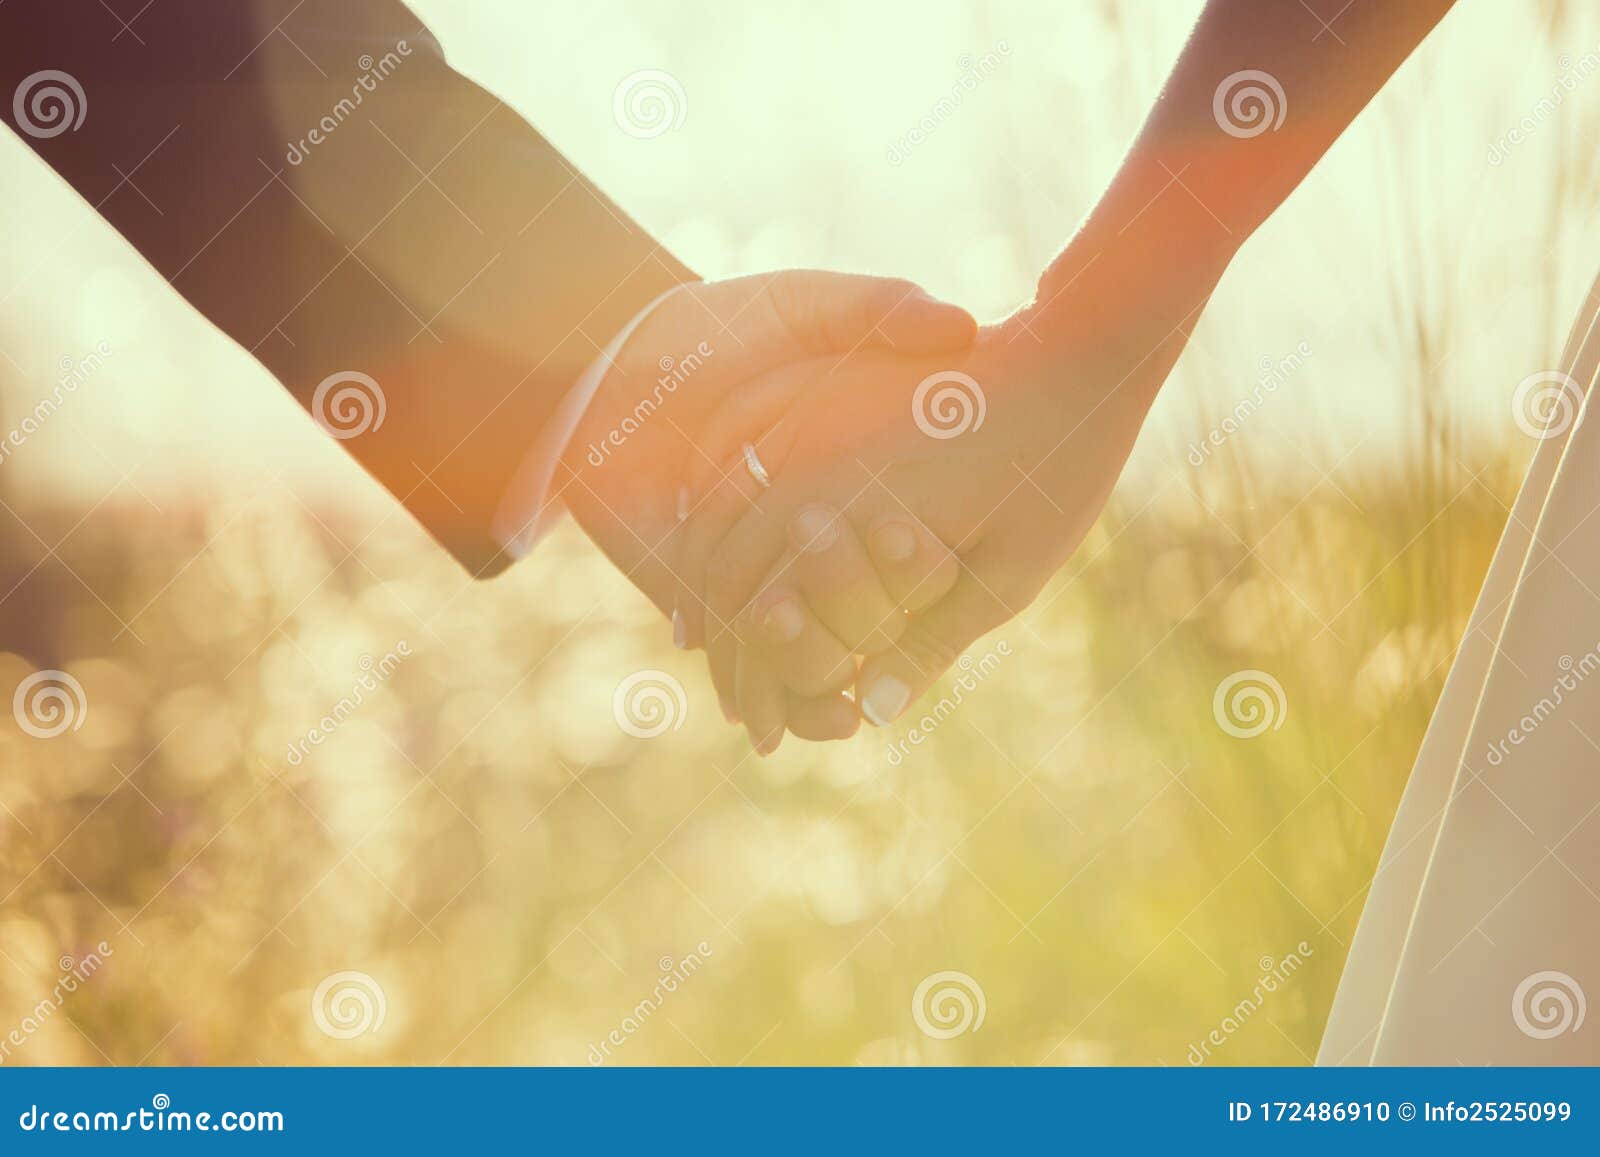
[741,442,772,489]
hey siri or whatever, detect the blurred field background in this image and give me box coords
[3,0,1600,1064]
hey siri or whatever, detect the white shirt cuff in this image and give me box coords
[489,286,681,561]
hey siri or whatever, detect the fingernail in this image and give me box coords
[871,521,917,563]
[791,505,840,554]
[676,485,690,523]
[761,596,805,643]
[672,609,688,650]
[860,675,911,727]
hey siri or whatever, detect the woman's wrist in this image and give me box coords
[988,185,1233,435]
[1040,186,1238,314]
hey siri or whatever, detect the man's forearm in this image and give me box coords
[0,0,691,575]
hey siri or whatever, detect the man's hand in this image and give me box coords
[642,0,1463,754]
[672,249,1205,752]
[556,271,977,633]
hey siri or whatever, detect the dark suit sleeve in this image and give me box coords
[0,0,694,576]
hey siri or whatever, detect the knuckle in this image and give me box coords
[875,277,918,316]
[904,553,960,610]
[764,273,805,338]
[898,627,964,679]
[989,571,1047,618]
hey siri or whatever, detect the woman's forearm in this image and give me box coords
[1040,0,1457,308]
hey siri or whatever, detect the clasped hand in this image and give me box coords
[564,258,1191,753]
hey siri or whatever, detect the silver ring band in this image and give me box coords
[741,442,772,489]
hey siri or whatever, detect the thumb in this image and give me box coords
[855,568,1015,728]
[764,271,977,358]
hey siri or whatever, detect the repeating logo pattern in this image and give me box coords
[311,970,387,1039]
[1212,669,1286,739]
[1212,70,1287,138]
[911,970,986,1039]
[612,70,686,139]
[613,669,688,738]
[912,371,986,440]
[311,371,386,440]
[1511,370,1584,440]
[1512,970,1586,1040]
[13,70,87,139]
[13,669,87,739]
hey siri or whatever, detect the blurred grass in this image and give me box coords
[0,433,1524,1064]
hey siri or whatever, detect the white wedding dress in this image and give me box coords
[1319,273,1600,1065]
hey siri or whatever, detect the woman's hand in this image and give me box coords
[666,0,1464,753]
[672,266,1201,751]
[557,271,976,624]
